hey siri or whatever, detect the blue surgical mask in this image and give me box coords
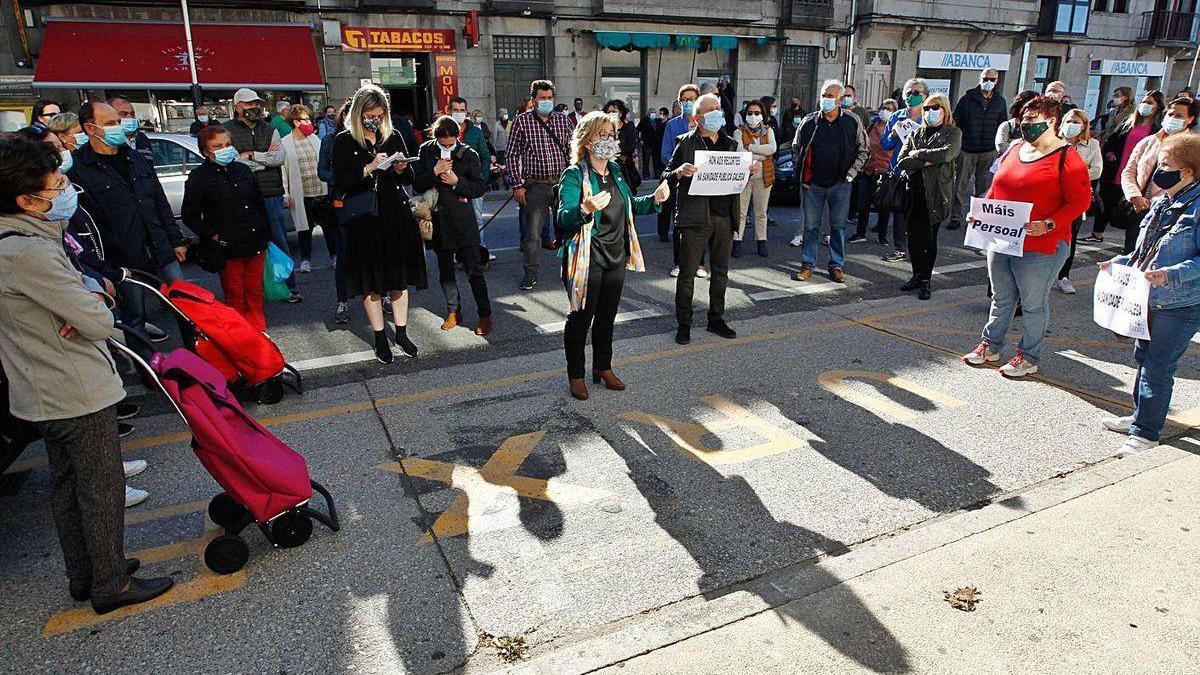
[97,125,127,147]
[842,96,855,107]
[31,182,79,222]
[213,146,238,166]
[1163,116,1187,134]
[820,97,838,114]
[923,108,943,126]
[536,100,554,115]
[681,100,695,117]
[120,118,138,134]
[197,114,210,123]
[59,149,73,173]
[73,131,89,148]
[701,110,725,132]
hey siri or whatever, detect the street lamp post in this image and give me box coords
[180,0,203,107]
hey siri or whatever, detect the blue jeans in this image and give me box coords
[472,197,487,248]
[264,195,296,291]
[981,241,1069,364]
[118,259,183,360]
[1130,303,1200,441]
[801,181,852,270]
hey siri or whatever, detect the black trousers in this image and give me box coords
[657,193,675,242]
[676,215,733,327]
[436,244,491,318]
[1094,181,1124,235]
[564,264,626,379]
[855,174,879,237]
[37,405,129,598]
[906,190,940,281]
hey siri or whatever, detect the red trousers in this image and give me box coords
[219,253,266,332]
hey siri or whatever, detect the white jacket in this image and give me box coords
[281,132,327,232]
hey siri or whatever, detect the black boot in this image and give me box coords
[919,280,932,300]
[374,330,393,364]
[91,576,175,615]
[900,276,921,292]
[394,325,419,358]
[675,325,691,345]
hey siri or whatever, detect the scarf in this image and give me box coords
[562,161,646,312]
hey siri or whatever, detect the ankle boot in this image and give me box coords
[569,378,589,401]
[592,370,626,391]
[900,276,921,292]
[919,280,932,300]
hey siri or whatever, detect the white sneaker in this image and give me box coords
[123,459,147,479]
[488,253,498,261]
[1055,278,1077,294]
[1117,435,1158,455]
[962,342,1000,365]
[299,260,312,273]
[789,234,804,247]
[670,266,681,278]
[1102,415,1134,434]
[125,485,149,508]
[696,266,709,279]
[999,353,1038,378]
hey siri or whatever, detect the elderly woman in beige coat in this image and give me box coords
[281,104,332,273]
[1120,96,1199,253]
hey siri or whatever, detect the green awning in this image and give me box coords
[592,31,751,52]
[710,35,738,51]
[631,33,671,49]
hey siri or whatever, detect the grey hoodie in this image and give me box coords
[0,212,124,422]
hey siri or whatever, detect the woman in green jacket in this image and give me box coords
[556,111,670,400]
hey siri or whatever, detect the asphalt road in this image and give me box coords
[3,190,1197,673]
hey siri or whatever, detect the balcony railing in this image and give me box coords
[1140,10,1200,45]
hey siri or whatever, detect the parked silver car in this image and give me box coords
[145,132,203,223]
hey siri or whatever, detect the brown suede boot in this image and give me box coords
[592,370,626,391]
[569,378,589,401]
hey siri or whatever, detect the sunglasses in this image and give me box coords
[982,77,998,82]
[922,105,941,112]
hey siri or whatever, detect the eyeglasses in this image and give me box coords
[593,133,614,141]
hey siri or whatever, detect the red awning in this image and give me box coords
[34,20,323,91]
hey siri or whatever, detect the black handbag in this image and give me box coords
[335,187,378,226]
[187,237,226,274]
[872,171,912,213]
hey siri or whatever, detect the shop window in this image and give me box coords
[601,67,642,114]
[372,57,419,87]
[1033,56,1061,94]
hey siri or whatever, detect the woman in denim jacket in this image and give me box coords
[1101,133,1200,453]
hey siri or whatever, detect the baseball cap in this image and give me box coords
[232,88,263,105]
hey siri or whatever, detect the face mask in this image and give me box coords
[1138,102,1156,117]
[793,117,802,126]
[212,145,238,166]
[94,124,127,147]
[771,107,778,116]
[820,97,838,114]
[1060,121,1083,139]
[842,97,855,107]
[980,80,996,93]
[73,131,89,148]
[298,123,315,136]
[502,114,509,121]
[1020,120,1050,143]
[361,117,382,132]
[475,116,484,124]
[451,112,467,125]
[537,100,554,115]
[197,114,209,123]
[701,110,725,132]
[30,183,78,222]
[1163,116,1187,134]
[120,118,138,134]
[923,109,943,125]
[59,150,73,173]
[241,107,263,122]
[905,93,924,108]
[1152,167,1183,190]
[681,100,695,117]
[648,112,657,120]
[440,144,454,159]
[590,136,619,160]
[745,113,763,127]
[607,112,621,125]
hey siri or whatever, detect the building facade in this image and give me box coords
[0,0,1197,132]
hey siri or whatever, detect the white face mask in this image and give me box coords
[451,112,467,125]
[440,144,454,159]
[1163,116,1187,134]
[1138,102,1156,117]
[745,113,763,127]
[1059,121,1083,139]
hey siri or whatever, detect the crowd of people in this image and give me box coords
[3,66,1200,617]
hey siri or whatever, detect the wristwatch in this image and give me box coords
[1044,218,1056,232]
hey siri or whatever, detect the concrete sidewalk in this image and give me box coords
[585,443,1200,674]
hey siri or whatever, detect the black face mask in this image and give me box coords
[1152,167,1183,190]
[1020,121,1050,143]
[241,107,262,122]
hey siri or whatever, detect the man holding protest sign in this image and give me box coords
[962,96,1092,378]
[664,93,748,345]
[1099,133,1200,454]
[790,79,869,283]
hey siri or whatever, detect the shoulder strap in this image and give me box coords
[0,231,30,244]
[533,114,570,162]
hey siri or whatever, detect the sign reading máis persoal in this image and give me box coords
[917,51,1012,71]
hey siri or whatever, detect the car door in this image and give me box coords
[149,138,203,226]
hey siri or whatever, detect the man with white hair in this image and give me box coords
[663,92,742,345]
[950,68,1008,230]
[790,79,869,284]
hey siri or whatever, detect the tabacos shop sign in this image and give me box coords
[918,51,1012,71]
[1089,60,1167,77]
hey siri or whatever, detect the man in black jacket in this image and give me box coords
[664,93,743,345]
[950,68,1008,230]
[790,79,869,283]
[69,101,187,360]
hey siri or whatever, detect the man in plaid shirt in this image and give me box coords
[504,79,576,290]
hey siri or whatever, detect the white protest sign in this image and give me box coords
[688,151,752,196]
[1093,264,1151,340]
[892,118,920,144]
[965,197,1033,257]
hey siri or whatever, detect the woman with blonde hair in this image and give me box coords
[1055,108,1103,294]
[331,84,426,364]
[281,104,332,273]
[555,111,670,400]
[895,92,962,299]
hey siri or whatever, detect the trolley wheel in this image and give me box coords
[270,511,313,548]
[204,534,250,575]
[207,492,248,529]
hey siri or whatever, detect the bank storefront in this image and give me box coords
[1083,59,1168,120]
[916,50,1012,102]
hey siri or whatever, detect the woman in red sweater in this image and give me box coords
[963,96,1093,377]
